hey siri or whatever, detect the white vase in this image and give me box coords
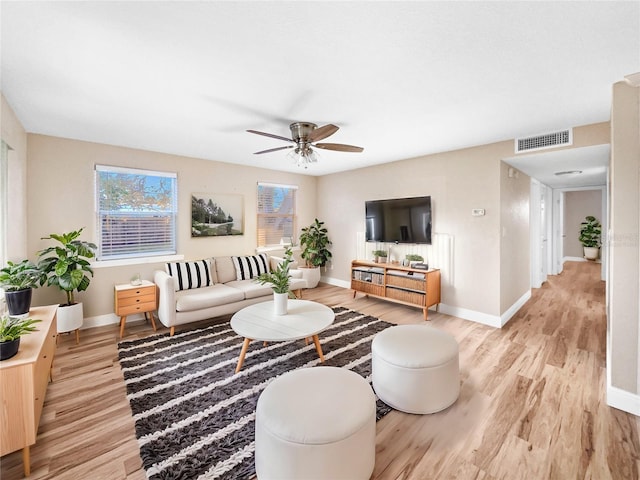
[57,302,84,333]
[584,247,599,261]
[300,266,321,289]
[273,292,288,316]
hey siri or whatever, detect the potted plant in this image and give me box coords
[405,254,424,267]
[299,219,332,288]
[579,216,602,261]
[0,314,41,361]
[37,228,96,338]
[0,260,45,317]
[372,250,388,264]
[255,247,296,315]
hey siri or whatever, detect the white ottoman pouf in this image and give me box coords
[372,324,459,414]
[255,366,376,480]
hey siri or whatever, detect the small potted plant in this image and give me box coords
[372,250,388,264]
[405,254,424,267]
[579,216,602,261]
[0,260,45,317]
[0,314,41,361]
[37,228,97,338]
[299,219,332,288]
[255,247,296,315]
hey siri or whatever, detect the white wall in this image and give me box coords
[609,80,640,406]
[26,134,318,319]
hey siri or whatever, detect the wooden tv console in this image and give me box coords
[351,260,441,320]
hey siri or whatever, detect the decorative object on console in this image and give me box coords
[191,193,244,237]
[579,215,601,261]
[299,218,332,288]
[117,307,392,480]
[255,247,295,314]
[0,259,45,318]
[0,314,41,361]
[372,250,388,264]
[247,122,363,169]
[405,253,424,268]
[37,228,96,342]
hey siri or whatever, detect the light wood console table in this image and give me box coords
[0,304,58,477]
[351,260,441,320]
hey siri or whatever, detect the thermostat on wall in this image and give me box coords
[472,209,485,216]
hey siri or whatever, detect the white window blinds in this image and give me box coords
[257,182,297,247]
[95,165,177,260]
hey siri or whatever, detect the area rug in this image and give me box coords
[117,307,394,480]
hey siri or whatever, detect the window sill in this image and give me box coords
[92,254,184,269]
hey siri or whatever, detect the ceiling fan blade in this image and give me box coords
[314,143,364,153]
[247,129,293,143]
[254,145,294,155]
[308,124,339,142]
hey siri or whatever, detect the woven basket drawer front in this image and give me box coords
[386,287,426,306]
[386,275,425,291]
[351,280,384,297]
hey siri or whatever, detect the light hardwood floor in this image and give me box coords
[1,261,638,479]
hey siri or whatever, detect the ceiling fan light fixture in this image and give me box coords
[287,146,319,169]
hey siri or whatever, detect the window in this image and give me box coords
[95,165,177,260]
[257,182,297,247]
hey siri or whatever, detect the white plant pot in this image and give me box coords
[273,292,288,316]
[57,302,84,333]
[300,266,321,289]
[584,247,599,261]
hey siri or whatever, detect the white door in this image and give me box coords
[539,187,548,285]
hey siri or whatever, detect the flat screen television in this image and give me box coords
[365,196,432,244]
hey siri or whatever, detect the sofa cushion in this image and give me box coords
[226,279,274,300]
[175,284,245,312]
[232,253,270,281]
[165,259,213,291]
[214,256,237,284]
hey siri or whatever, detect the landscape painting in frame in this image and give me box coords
[191,193,244,237]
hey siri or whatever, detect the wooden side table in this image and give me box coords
[114,280,157,338]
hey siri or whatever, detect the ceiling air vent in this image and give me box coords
[515,128,572,153]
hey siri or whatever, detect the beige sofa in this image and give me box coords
[155,255,307,335]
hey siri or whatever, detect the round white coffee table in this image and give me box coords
[230,300,335,373]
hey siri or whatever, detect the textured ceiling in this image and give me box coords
[1,1,638,181]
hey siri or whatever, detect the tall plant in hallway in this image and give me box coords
[579,215,601,261]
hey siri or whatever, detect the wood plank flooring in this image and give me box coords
[1,261,638,479]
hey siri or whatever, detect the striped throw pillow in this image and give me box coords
[232,254,270,281]
[165,260,213,291]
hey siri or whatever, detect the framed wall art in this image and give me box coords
[191,193,244,237]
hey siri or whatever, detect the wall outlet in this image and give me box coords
[472,208,486,216]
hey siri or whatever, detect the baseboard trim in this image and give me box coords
[437,304,502,328]
[564,256,587,263]
[82,312,148,330]
[607,385,640,416]
[500,290,531,327]
[323,276,533,329]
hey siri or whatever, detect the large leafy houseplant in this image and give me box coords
[255,247,295,297]
[299,219,332,268]
[37,228,97,306]
[579,216,602,248]
[0,260,44,292]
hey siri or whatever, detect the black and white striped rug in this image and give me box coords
[117,307,394,480]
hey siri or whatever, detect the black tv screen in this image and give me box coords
[365,196,432,244]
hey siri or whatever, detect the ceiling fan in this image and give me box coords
[247,122,364,168]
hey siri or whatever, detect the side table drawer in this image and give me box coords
[117,293,156,308]
[118,301,156,317]
[117,285,155,299]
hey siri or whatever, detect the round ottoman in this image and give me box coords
[255,366,376,480]
[372,324,459,414]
